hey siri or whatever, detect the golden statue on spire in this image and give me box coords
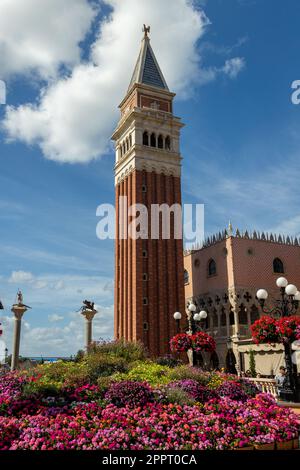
[143,24,150,38]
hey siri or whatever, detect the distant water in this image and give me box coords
[28,357,70,363]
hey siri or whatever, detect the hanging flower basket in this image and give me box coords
[191,331,216,353]
[251,316,280,344]
[170,333,192,352]
[170,332,216,354]
[251,315,300,345]
[277,316,300,343]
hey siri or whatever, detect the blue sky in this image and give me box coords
[0,0,300,356]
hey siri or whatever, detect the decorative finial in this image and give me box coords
[228,221,233,236]
[143,24,150,38]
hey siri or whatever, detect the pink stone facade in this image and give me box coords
[184,233,300,375]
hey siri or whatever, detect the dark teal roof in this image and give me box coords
[128,36,169,92]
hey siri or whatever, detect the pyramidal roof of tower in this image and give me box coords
[128,33,169,93]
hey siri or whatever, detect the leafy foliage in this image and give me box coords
[113,361,169,386]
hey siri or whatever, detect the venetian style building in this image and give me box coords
[112,28,185,356]
[184,226,300,376]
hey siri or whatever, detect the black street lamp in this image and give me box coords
[173,303,208,335]
[256,276,300,403]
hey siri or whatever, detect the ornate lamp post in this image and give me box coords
[256,276,300,402]
[79,300,98,353]
[173,303,208,365]
[11,290,31,371]
[174,303,208,334]
[173,311,182,333]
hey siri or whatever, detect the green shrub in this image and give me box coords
[113,361,169,386]
[96,376,115,393]
[22,381,61,398]
[34,361,90,387]
[74,350,85,363]
[166,365,210,386]
[161,387,196,406]
[155,355,183,368]
[84,354,128,381]
[90,340,146,362]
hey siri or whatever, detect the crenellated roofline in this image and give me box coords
[184,226,300,256]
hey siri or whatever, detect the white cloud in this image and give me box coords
[48,314,65,323]
[0,0,97,80]
[2,0,245,164]
[53,281,66,291]
[222,57,245,78]
[9,271,34,284]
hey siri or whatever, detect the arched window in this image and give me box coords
[122,142,126,155]
[238,304,248,325]
[120,144,123,157]
[129,134,132,147]
[126,138,129,151]
[184,269,189,285]
[220,309,227,327]
[273,257,284,274]
[250,305,260,323]
[143,131,149,146]
[150,133,156,147]
[229,309,235,325]
[158,135,164,149]
[208,259,217,276]
[165,136,171,150]
[212,308,218,328]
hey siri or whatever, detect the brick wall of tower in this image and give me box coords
[115,169,185,357]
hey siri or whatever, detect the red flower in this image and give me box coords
[277,316,300,342]
[191,331,216,353]
[170,333,192,352]
[251,316,279,344]
[251,315,300,345]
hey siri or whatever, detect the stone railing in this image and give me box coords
[247,378,278,399]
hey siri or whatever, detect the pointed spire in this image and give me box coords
[128,26,169,93]
[228,221,233,236]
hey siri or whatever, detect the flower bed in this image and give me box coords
[0,370,299,450]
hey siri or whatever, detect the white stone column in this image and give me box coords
[11,305,27,371]
[81,308,98,353]
[233,306,240,338]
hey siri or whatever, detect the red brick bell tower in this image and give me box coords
[112,27,185,357]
